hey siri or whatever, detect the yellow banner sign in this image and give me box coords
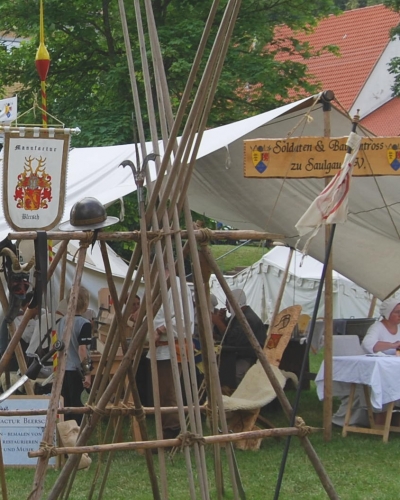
[244,136,400,178]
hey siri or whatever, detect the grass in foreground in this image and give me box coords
[5,355,400,500]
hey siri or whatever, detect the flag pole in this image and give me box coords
[322,92,334,442]
[35,0,50,128]
[274,96,360,500]
[35,1,57,373]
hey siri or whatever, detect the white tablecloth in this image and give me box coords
[315,355,400,410]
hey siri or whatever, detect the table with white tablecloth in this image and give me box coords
[315,354,400,441]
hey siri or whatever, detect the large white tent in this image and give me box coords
[51,241,130,311]
[1,94,400,299]
[209,246,380,322]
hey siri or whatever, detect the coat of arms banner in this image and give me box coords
[2,127,70,231]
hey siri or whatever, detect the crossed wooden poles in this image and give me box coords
[0,227,340,500]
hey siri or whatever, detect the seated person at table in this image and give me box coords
[362,298,400,425]
[362,298,400,354]
[210,293,226,341]
[223,288,266,386]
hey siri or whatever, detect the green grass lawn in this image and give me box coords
[210,244,270,274]
[4,352,400,500]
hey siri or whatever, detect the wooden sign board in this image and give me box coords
[244,136,400,178]
[0,396,56,466]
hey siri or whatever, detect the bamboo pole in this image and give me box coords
[268,246,294,339]
[29,243,88,500]
[368,296,377,318]
[29,425,320,458]
[8,229,284,243]
[59,245,67,301]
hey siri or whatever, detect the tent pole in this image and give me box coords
[368,296,377,318]
[323,92,334,442]
[265,246,294,344]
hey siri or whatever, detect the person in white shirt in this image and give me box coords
[362,298,400,354]
[362,297,400,425]
[149,266,194,440]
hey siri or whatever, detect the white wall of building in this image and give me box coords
[351,37,400,118]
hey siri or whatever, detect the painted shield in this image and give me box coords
[2,127,70,231]
[387,146,400,171]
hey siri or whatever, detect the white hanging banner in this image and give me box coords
[0,96,17,123]
[2,127,70,231]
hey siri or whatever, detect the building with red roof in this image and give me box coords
[275,4,400,136]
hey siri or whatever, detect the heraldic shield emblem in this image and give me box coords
[251,146,269,174]
[387,145,400,172]
[2,127,70,231]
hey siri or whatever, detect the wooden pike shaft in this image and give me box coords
[8,229,284,242]
[99,241,161,500]
[29,426,319,458]
[29,244,88,500]
[0,405,207,417]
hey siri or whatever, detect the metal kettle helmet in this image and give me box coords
[58,197,119,231]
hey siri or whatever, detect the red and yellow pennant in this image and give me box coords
[35,0,50,127]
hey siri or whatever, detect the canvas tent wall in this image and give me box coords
[51,241,131,312]
[1,94,400,299]
[209,246,380,322]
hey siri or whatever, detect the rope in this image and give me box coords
[197,228,214,245]
[294,416,312,437]
[147,229,182,247]
[70,232,94,261]
[178,431,206,450]
[85,404,108,417]
[39,440,57,458]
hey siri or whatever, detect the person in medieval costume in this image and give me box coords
[58,197,119,424]
[223,288,266,387]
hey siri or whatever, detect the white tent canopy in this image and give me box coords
[209,246,380,322]
[1,94,399,299]
[189,96,400,300]
[51,240,131,311]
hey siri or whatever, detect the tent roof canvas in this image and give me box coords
[1,94,400,300]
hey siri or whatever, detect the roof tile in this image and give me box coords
[275,5,400,112]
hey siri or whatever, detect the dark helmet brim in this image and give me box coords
[58,216,119,231]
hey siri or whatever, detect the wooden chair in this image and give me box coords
[224,305,302,450]
[264,305,302,366]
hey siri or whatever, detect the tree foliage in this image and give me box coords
[0,0,339,145]
[333,0,380,9]
[0,0,339,255]
[383,0,400,97]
